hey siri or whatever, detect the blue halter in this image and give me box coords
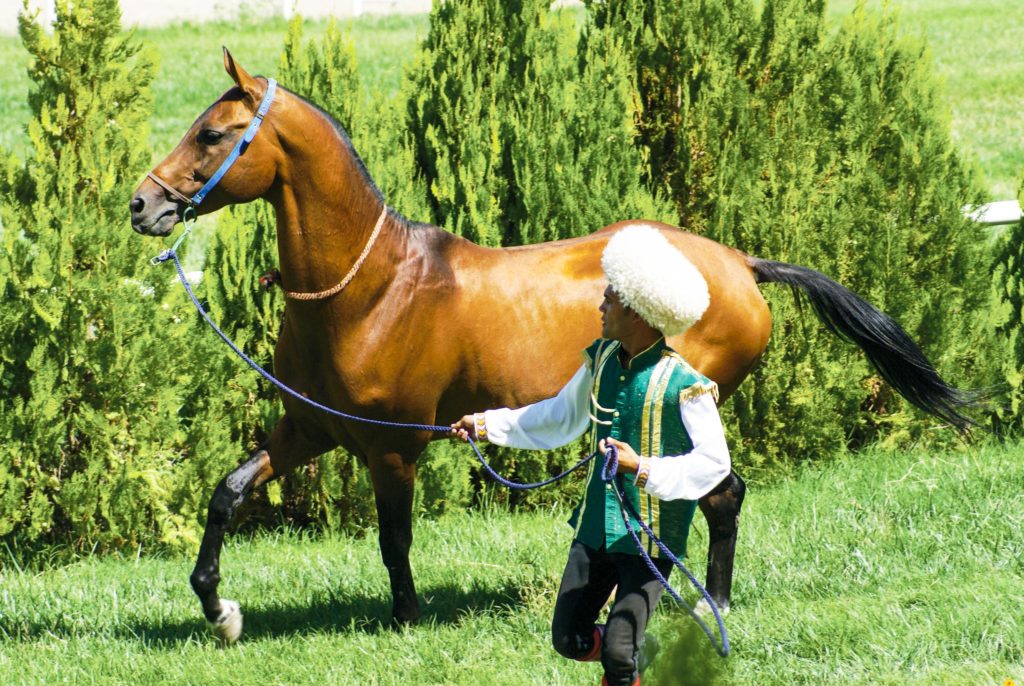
[191,78,278,206]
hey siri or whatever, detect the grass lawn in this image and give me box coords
[828,0,1024,200]
[0,11,430,165]
[138,12,428,159]
[1,442,1021,685]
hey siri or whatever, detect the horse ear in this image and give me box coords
[222,47,260,101]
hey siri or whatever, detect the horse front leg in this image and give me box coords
[698,469,746,613]
[368,451,420,626]
[190,416,329,644]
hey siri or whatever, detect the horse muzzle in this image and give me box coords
[130,186,182,236]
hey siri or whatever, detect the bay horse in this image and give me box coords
[129,51,975,643]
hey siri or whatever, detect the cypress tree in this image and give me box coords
[992,187,1024,434]
[585,0,762,235]
[0,0,202,548]
[588,0,991,467]
[407,0,670,247]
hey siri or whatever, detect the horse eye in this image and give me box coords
[199,129,224,145]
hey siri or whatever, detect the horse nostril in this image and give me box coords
[130,196,144,214]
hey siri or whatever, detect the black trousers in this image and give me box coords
[551,540,673,685]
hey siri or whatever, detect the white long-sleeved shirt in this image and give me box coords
[483,364,730,501]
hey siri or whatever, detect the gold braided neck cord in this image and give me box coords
[283,205,388,301]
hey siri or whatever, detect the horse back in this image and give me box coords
[442,221,772,416]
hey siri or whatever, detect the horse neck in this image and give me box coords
[267,100,403,302]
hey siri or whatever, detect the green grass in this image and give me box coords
[0,28,32,159]
[138,12,428,160]
[2,442,1021,685]
[0,12,430,162]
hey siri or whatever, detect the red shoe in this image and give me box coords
[600,677,640,686]
[577,624,606,662]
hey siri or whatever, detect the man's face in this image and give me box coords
[599,285,635,341]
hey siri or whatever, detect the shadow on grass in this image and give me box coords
[161,580,527,644]
[3,580,530,646]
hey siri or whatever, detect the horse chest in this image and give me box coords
[279,313,427,406]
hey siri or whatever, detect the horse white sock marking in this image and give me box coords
[209,599,243,645]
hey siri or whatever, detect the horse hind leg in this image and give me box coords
[189,416,331,644]
[698,469,746,614]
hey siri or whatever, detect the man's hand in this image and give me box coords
[451,414,477,442]
[599,437,640,474]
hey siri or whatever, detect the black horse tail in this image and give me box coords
[749,257,979,433]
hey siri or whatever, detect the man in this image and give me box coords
[452,224,730,686]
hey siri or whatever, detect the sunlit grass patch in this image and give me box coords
[2,442,1020,685]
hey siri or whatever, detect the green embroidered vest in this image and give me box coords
[568,337,717,558]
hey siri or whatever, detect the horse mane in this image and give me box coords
[280,85,387,204]
[272,85,468,283]
[282,85,454,240]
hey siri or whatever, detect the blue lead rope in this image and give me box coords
[153,244,729,657]
[603,452,731,657]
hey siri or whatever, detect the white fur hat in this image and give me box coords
[600,225,710,336]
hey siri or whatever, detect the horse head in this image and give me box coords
[130,49,281,235]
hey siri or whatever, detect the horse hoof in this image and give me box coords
[208,599,243,645]
[389,613,419,630]
[694,598,730,618]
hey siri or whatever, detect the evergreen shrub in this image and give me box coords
[0,0,204,550]
[991,181,1024,434]
[407,0,671,247]
[589,0,993,473]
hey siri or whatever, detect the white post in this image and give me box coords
[282,0,293,20]
[352,0,363,17]
[963,200,1023,226]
